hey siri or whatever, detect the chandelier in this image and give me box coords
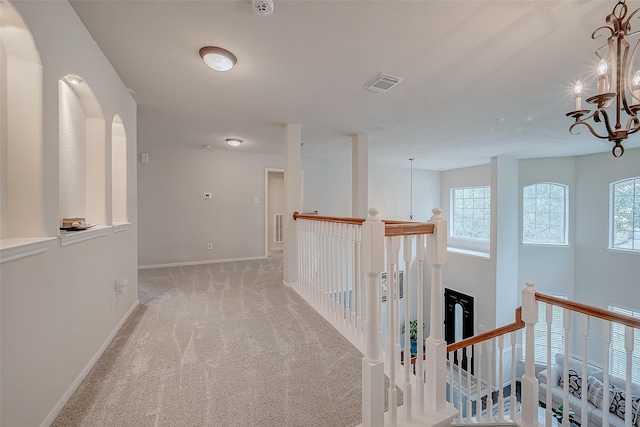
[567,0,640,157]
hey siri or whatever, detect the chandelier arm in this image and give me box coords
[626,116,640,134]
[595,108,619,135]
[568,119,610,140]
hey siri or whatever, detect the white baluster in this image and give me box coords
[581,315,590,427]
[497,335,504,422]
[510,331,517,422]
[403,235,413,421]
[361,208,384,427]
[466,345,473,423]
[603,321,611,427]
[562,309,571,427]
[625,325,634,427]
[457,348,463,421]
[520,281,538,427]
[487,339,494,422]
[416,234,425,415]
[386,236,399,427]
[545,302,553,425]
[476,343,483,422]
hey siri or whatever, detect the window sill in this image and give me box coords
[447,247,491,259]
[113,222,132,233]
[1,237,56,263]
[521,243,570,248]
[607,247,640,255]
[59,225,110,246]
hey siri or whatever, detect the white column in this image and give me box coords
[361,208,384,427]
[352,134,368,218]
[283,124,301,287]
[425,208,447,411]
[520,281,539,427]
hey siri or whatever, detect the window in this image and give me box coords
[610,177,640,251]
[522,183,568,245]
[608,305,640,384]
[522,294,567,365]
[451,186,490,240]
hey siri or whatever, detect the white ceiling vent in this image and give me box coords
[363,73,404,93]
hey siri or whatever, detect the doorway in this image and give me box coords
[444,288,475,374]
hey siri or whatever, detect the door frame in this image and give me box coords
[264,168,284,257]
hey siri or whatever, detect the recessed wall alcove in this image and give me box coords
[111,114,128,226]
[0,1,44,240]
[59,74,106,228]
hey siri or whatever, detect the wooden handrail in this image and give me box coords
[292,212,435,235]
[293,212,365,225]
[446,307,524,353]
[384,222,435,236]
[536,293,640,329]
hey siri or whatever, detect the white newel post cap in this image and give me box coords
[362,207,384,274]
[427,207,447,265]
[522,281,538,324]
[430,207,443,220]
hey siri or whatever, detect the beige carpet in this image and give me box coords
[52,256,373,426]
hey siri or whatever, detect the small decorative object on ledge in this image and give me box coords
[60,217,94,231]
[567,0,640,157]
[552,405,576,425]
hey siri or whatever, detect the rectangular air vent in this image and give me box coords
[363,73,404,93]
[274,213,284,243]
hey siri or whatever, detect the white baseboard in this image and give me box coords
[282,280,296,287]
[138,256,266,269]
[40,299,139,427]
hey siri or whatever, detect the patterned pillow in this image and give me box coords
[608,385,640,424]
[559,369,583,398]
[587,375,615,409]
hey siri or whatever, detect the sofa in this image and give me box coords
[538,353,640,427]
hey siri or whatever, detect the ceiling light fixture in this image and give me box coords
[226,138,242,147]
[567,0,640,157]
[199,46,237,72]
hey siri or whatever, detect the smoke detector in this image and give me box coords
[363,73,404,93]
[253,0,273,16]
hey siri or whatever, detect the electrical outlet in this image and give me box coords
[114,279,128,296]
[207,243,213,250]
[254,197,259,204]
[204,193,212,199]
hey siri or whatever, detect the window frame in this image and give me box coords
[450,186,491,242]
[610,177,640,253]
[522,182,569,246]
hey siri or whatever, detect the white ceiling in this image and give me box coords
[69,0,640,171]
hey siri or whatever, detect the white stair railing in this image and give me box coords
[445,307,524,425]
[521,283,640,427]
[294,207,457,426]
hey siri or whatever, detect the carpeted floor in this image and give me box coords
[52,256,371,426]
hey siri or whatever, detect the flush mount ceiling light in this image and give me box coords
[226,138,242,147]
[199,46,237,72]
[567,0,640,157]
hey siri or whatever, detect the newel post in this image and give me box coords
[361,208,385,427]
[520,281,539,427]
[425,208,448,411]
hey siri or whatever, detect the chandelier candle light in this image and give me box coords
[567,0,640,157]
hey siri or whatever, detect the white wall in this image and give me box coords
[518,157,576,297]
[1,2,138,426]
[440,164,497,331]
[301,156,352,217]
[574,147,640,366]
[137,145,284,267]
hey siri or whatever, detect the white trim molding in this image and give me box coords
[138,256,266,270]
[0,237,56,263]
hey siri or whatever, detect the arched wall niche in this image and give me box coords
[59,74,106,227]
[0,0,44,239]
[111,114,127,224]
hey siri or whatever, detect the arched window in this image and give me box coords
[610,177,640,251]
[522,182,568,245]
